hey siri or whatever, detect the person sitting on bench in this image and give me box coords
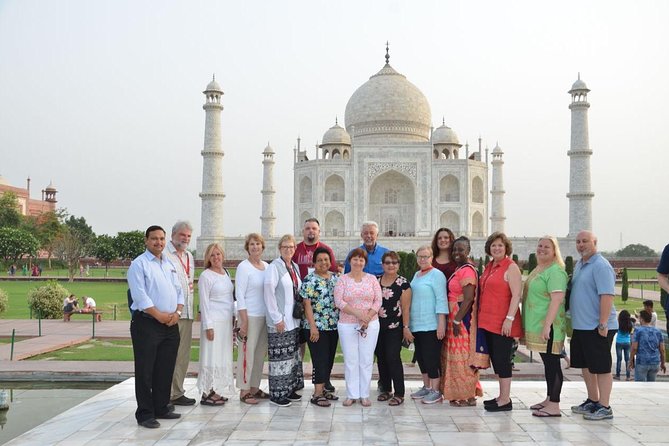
[81,296,102,322]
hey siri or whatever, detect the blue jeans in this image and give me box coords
[635,363,660,382]
[615,343,630,378]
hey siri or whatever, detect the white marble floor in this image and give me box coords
[6,379,669,445]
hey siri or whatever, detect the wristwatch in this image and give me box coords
[597,323,606,330]
[176,310,182,317]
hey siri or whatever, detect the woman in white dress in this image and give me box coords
[197,243,235,406]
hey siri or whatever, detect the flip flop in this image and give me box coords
[342,398,356,407]
[530,403,545,410]
[532,409,561,417]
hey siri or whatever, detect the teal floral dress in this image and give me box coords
[299,272,339,331]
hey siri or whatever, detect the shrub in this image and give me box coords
[397,251,418,280]
[27,280,69,319]
[526,253,537,273]
[621,268,629,303]
[0,288,8,313]
[565,256,574,277]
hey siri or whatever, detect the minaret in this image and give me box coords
[196,76,225,259]
[490,143,505,234]
[260,143,276,238]
[566,74,594,237]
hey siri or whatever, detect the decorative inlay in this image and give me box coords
[367,162,416,181]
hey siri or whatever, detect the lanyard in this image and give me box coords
[177,252,190,277]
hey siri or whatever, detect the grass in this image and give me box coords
[10,267,230,279]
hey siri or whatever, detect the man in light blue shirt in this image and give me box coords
[344,221,389,276]
[569,231,617,421]
[128,225,184,429]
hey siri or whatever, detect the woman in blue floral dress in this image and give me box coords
[376,251,412,405]
[300,246,340,407]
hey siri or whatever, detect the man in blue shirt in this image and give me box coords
[344,221,389,276]
[569,231,618,421]
[128,225,184,429]
[656,243,669,335]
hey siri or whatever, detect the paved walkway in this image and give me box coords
[6,378,669,445]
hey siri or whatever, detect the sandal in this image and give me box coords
[360,398,372,407]
[201,391,225,406]
[254,389,270,399]
[310,395,331,407]
[322,390,339,401]
[377,391,392,402]
[342,398,356,407]
[211,393,228,402]
[530,403,545,411]
[388,396,404,406]
[240,393,259,405]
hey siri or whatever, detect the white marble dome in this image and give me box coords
[205,78,222,92]
[344,63,432,143]
[570,78,589,92]
[432,123,460,146]
[321,121,351,146]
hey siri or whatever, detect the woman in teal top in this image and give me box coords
[407,246,448,405]
[615,310,633,380]
[522,236,568,417]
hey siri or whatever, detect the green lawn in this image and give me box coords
[9,267,230,279]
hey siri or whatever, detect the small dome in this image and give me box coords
[344,63,431,143]
[432,123,460,145]
[321,121,351,146]
[263,143,274,154]
[205,76,222,92]
[569,77,589,93]
[492,143,503,154]
[45,180,56,191]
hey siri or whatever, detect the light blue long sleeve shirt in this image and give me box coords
[127,250,184,313]
[409,268,448,332]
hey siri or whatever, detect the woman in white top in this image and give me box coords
[263,234,303,407]
[196,243,235,406]
[235,233,269,404]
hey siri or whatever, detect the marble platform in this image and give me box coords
[6,378,669,445]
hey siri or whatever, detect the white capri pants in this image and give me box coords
[338,319,380,399]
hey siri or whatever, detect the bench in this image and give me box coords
[63,310,103,322]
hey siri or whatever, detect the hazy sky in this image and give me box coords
[1,0,667,252]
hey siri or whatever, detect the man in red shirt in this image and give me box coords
[292,218,338,280]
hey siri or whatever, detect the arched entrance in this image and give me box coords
[369,170,416,236]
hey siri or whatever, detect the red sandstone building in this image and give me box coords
[0,175,58,216]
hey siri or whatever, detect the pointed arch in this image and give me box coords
[472,211,484,236]
[369,170,415,236]
[440,211,460,233]
[299,176,312,203]
[472,176,484,203]
[324,210,345,237]
[325,174,345,202]
[440,175,459,202]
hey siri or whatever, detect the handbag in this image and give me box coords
[292,297,305,319]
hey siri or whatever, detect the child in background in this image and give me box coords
[630,310,666,382]
[614,310,633,381]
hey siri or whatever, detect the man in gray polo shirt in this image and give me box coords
[569,231,618,421]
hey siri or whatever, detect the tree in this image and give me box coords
[0,192,22,228]
[53,227,88,281]
[398,251,418,280]
[115,230,146,260]
[0,227,39,267]
[615,244,658,257]
[23,210,64,269]
[565,256,574,277]
[621,267,629,303]
[64,215,95,252]
[94,235,118,277]
[526,253,537,273]
[511,254,519,265]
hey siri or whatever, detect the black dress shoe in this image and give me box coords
[485,401,512,412]
[156,412,181,420]
[171,395,196,406]
[138,418,160,428]
[167,404,175,413]
[484,398,498,407]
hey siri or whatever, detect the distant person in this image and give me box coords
[81,296,101,321]
[569,231,618,421]
[630,310,666,381]
[614,310,633,381]
[31,264,39,277]
[162,221,197,407]
[8,264,16,276]
[658,243,669,334]
[344,221,389,276]
[635,300,658,328]
[21,264,27,276]
[127,225,183,429]
[63,294,79,321]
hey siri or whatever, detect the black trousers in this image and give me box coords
[376,327,405,397]
[540,327,562,403]
[131,312,180,422]
[304,329,338,385]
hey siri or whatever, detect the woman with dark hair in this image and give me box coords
[334,247,382,407]
[615,310,633,381]
[522,236,568,417]
[300,246,340,407]
[431,227,456,279]
[441,236,484,406]
[376,251,412,406]
[479,232,523,412]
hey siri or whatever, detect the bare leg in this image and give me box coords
[422,373,430,388]
[582,368,600,402]
[597,373,613,407]
[498,377,511,405]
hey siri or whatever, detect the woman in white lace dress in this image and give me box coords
[197,243,235,406]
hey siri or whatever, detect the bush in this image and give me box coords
[565,256,574,277]
[0,288,8,313]
[27,280,69,319]
[621,268,629,303]
[397,251,418,280]
[526,253,537,273]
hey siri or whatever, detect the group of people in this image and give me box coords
[126,218,665,429]
[62,294,99,321]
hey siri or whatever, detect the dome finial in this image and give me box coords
[442,117,445,126]
[385,41,390,65]
[212,73,215,81]
[335,116,338,125]
[578,72,580,80]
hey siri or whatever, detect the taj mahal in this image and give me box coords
[195,47,593,261]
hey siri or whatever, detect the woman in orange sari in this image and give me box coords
[440,236,485,406]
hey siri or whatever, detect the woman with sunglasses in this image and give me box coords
[334,247,382,407]
[376,251,412,406]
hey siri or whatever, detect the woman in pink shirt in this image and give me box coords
[334,247,382,407]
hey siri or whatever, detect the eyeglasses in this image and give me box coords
[417,255,432,260]
[383,261,399,265]
[280,245,295,249]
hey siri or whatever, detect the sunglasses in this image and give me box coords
[383,261,399,265]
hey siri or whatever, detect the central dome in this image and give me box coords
[344,63,432,144]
